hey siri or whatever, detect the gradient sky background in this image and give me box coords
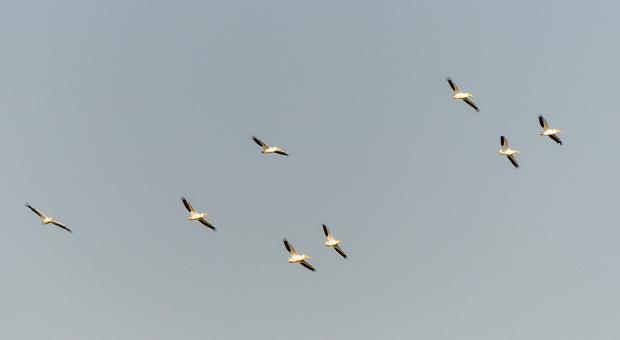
[1,1,619,339]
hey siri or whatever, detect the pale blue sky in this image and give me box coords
[1,1,619,339]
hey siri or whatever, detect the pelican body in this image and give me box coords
[252,136,289,156]
[538,115,563,145]
[499,136,520,168]
[188,211,207,221]
[447,77,480,112]
[181,197,216,231]
[25,204,72,233]
[283,239,315,271]
[288,254,312,264]
[322,224,348,259]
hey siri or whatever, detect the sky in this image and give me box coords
[0,0,619,339]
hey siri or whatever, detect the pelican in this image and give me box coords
[499,136,520,169]
[538,115,563,145]
[322,224,347,259]
[181,197,216,231]
[447,77,479,112]
[25,204,72,233]
[283,238,315,272]
[252,136,289,156]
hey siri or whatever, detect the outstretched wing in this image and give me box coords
[322,224,331,238]
[198,218,216,231]
[463,98,479,112]
[283,238,297,256]
[446,77,460,92]
[252,136,267,148]
[300,261,316,272]
[500,136,509,151]
[181,197,195,213]
[507,155,519,169]
[334,245,348,259]
[549,134,563,145]
[538,115,549,129]
[26,204,45,219]
[274,150,289,156]
[52,221,72,233]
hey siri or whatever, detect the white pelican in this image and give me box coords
[181,197,216,231]
[499,136,520,169]
[252,136,289,156]
[538,115,563,145]
[283,238,315,272]
[25,204,72,233]
[322,224,347,259]
[447,77,479,112]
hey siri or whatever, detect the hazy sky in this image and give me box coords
[1,1,619,339]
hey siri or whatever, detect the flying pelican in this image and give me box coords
[499,136,520,169]
[538,115,563,145]
[283,238,315,272]
[25,204,72,233]
[322,224,347,259]
[181,197,216,231]
[252,136,289,156]
[447,77,479,112]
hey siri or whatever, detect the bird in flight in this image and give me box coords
[538,115,563,145]
[322,224,347,259]
[252,136,289,156]
[498,136,520,169]
[283,238,315,272]
[447,77,479,112]
[181,197,216,231]
[25,204,72,233]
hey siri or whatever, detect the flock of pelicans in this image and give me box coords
[24,77,564,272]
[447,77,563,169]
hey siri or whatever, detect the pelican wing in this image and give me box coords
[181,197,195,213]
[300,261,316,272]
[334,245,348,259]
[26,204,45,219]
[252,136,267,148]
[549,134,563,145]
[463,98,479,112]
[538,115,549,129]
[274,150,289,156]
[446,77,460,92]
[198,218,216,231]
[283,238,297,256]
[500,136,509,151]
[322,224,332,238]
[507,155,519,168]
[52,221,72,233]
